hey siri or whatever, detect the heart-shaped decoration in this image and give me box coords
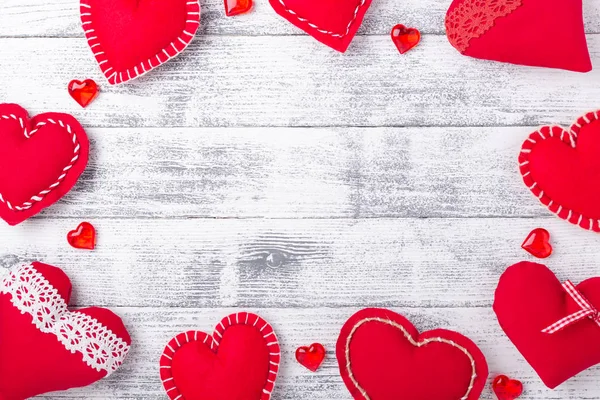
[521,228,552,259]
[67,222,96,250]
[495,261,600,388]
[296,343,325,372]
[391,24,420,54]
[0,104,89,226]
[269,0,373,53]
[519,111,600,232]
[0,262,131,398]
[225,0,253,16]
[80,0,201,85]
[492,375,523,400]
[336,308,488,400]
[445,0,591,72]
[68,79,99,108]
[160,312,280,400]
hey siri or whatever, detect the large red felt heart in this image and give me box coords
[336,308,488,400]
[80,0,201,85]
[445,0,591,72]
[519,111,600,232]
[0,262,131,399]
[0,104,89,226]
[494,261,600,388]
[269,0,373,53]
[160,312,280,400]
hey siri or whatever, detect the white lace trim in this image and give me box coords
[0,264,130,374]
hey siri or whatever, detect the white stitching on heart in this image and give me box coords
[519,110,600,232]
[0,264,130,374]
[80,0,201,85]
[277,0,367,38]
[159,312,281,400]
[0,114,81,213]
[344,317,478,400]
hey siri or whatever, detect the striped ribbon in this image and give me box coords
[542,280,600,334]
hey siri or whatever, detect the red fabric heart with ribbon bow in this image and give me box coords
[80,0,201,84]
[495,261,600,388]
[0,104,89,226]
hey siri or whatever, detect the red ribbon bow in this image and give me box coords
[542,280,600,334]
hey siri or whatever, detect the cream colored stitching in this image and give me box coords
[344,317,477,400]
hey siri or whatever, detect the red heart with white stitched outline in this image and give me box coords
[495,261,600,388]
[0,262,131,398]
[336,308,488,400]
[80,0,201,85]
[269,0,373,52]
[519,111,600,232]
[0,104,89,226]
[160,312,280,400]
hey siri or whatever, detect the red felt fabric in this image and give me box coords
[269,0,373,53]
[0,104,89,226]
[446,0,591,72]
[160,312,280,400]
[494,261,600,388]
[519,111,600,232]
[0,262,131,400]
[336,308,488,400]
[80,0,201,85]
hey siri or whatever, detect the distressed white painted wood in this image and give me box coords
[2,0,600,398]
[0,37,599,128]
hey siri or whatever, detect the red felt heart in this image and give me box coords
[269,0,373,53]
[521,228,552,259]
[519,111,600,232]
[0,262,131,399]
[495,261,600,388]
[296,343,326,372]
[391,24,420,54]
[492,375,523,400]
[67,222,96,250]
[0,104,89,226]
[80,0,201,85]
[445,0,591,72]
[336,308,488,400]
[160,312,281,400]
[68,79,99,108]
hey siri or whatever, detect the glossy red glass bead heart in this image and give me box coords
[492,375,523,400]
[521,228,552,258]
[295,343,325,372]
[67,222,96,250]
[391,24,421,54]
[68,79,99,108]
[225,0,252,16]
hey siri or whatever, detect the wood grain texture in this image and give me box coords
[2,0,599,37]
[32,307,600,400]
[0,126,564,219]
[2,217,600,308]
[0,36,599,128]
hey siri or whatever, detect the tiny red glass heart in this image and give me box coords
[68,79,99,108]
[225,0,252,16]
[492,375,523,400]
[521,228,552,258]
[67,222,97,250]
[391,24,421,54]
[295,343,325,372]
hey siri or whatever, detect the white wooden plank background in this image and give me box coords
[1,0,600,399]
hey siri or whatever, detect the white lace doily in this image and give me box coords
[0,264,130,374]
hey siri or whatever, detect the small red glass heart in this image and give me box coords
[67,222,96,250]
[521,228,552,258]
[68,79,99,108]
[492,375,523,400]
[225,0,252,16]
[391,24,421,54]
[296,343,325,372]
